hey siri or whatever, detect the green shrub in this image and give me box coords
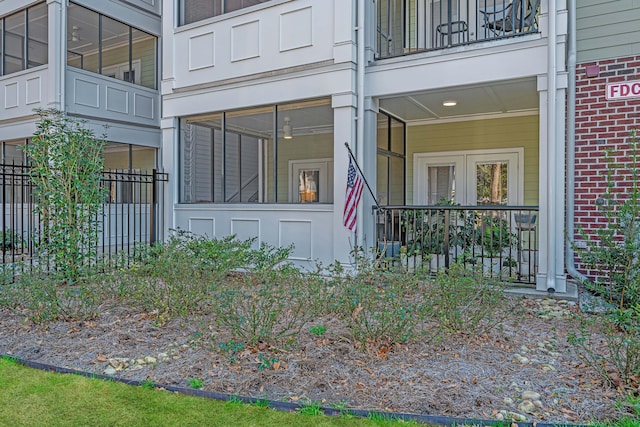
[24,109,106,282]
[426,263,505,336]
[333,255,428,345]
[116,231,256,322]
[0,265,102,324]
[569,307,640,388]
[212,244,328,346]
[573,130,640,309]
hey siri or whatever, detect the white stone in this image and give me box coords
[507,411,527,422]
[522,390,541,400]
[104,366,117,376]
[518,400,536,414]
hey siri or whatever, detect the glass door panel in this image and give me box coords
[475,161,508,205]
[427,165,456,204]
[415,150,520,205]
[466,152,519,206]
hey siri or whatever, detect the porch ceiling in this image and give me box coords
[378,77,539,124]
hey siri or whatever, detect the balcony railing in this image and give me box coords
[376,0,540,59]
[375,205,539,284]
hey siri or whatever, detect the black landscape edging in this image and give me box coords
[0,354,589,427]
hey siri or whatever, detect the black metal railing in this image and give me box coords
[376,0,540,59]
[375,205,538,284]
[0,164,167,270]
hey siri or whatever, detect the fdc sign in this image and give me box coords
[606,80,640,100]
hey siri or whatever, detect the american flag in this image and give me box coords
[343,157,364,232]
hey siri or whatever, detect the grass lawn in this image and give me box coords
[0,359,412,427]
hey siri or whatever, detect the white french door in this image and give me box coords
[414,148,523,205]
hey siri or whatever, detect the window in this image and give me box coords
[178,0,272,26]
[180,99,334,204]
[0,3,48,76]
[67,3,157,89]
[27,3,47,68]
[376,112,406,206]
[3,11,25,75]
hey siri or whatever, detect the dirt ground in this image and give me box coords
[0,293,635,425]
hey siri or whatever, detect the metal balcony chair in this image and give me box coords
[480,0,539,38]
[435,20,469,47]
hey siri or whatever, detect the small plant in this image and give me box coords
[427,263,506,336]
[309,325,327,336]
[477,215,518,258]
[0,355,18,364]
[367,411,397,422]
[257,354,278,371]
[568,308,640,389]
[187,378,204,389]
[226,395,243,405]
[217,340,245,365]
[212,245,329,346]
[253,398,269,409]
[572,130,640,309]
[217,340,245,355]
[298,400,324,416]
[334,254,428,345]
[140,379,156,390]
[0,229,25,252]
[330,401,353,418]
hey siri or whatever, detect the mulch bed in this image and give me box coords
[0,294,634,425]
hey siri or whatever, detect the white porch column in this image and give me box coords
[160,0,175,95]
[161,117,178,241]
[332,93,358,267]
[46,0,65,110]
[361,97,379,251]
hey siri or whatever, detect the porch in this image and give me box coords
[375,205,539,285]
[376,0,541,59]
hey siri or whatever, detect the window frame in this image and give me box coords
[179,99,335,205]
[0,2,48,77]
[177,0,273,26]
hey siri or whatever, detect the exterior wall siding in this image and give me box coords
[577,0,640,63]
[406,115,539,205]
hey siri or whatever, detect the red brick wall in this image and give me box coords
[573,56,640,276]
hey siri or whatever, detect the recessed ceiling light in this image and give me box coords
[443,100,457,107]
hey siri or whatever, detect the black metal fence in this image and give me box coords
[0,164,167,268]
[376,0,541,59]
[375,205,539,284]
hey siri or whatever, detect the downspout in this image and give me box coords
[355,0,366,245]
[546,0,557,292]
[565,0,589,283]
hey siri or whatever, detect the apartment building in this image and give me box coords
[0,0,161,170]
[8,1,621,297]
[161,0,568,294]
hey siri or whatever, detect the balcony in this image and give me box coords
[375,205,539,285]
[375,0,540,59]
